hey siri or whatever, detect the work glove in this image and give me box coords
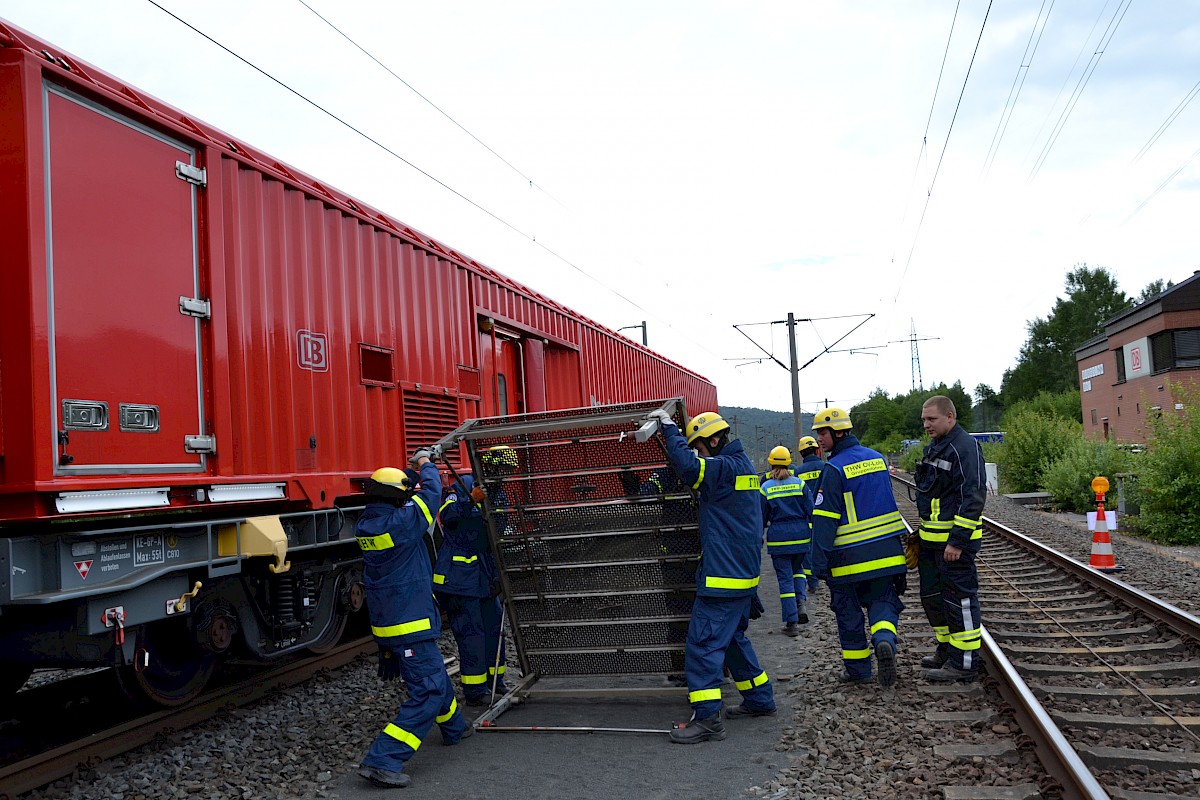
[646,409,674,428]
[409,449,432,467]
[377,645,401,681]
[428,444,444,461]
[749,592,765,620]
[489,580,502,598]
[470,485,487,504]
[893,573,908,595]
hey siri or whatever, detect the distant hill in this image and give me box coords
[719,405,815,468]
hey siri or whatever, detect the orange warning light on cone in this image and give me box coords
[1088,475,1124,573]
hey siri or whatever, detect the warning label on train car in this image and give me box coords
[98,540,132,573]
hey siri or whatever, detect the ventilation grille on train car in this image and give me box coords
[403,389,460,457]
[466,400,702,679]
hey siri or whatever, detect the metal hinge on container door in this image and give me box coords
[175,161,207,187]
[185,435,216,454]
[179,296,211,319]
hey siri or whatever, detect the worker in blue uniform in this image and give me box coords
[436,472,508,706]
[760,445,814,635]
[915,395,987,682]
[795,435,825,592]
[646,409,775,743]
[356,452,472,788]
[809,408,906,688]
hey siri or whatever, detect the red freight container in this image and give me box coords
[0,20,717,523]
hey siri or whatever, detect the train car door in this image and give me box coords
[478,329,525,419]
[45,85,206,475]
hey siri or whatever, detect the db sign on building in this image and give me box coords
[297,330,329,372]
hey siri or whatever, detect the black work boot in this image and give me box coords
[925,664,981,682]
[782,621,799,637]
[726,703,776,718]
[797,601,809,624]
[920,649,949,669]
[875,640,897,688]
[837,669,873,684]
[358,766,411,787]
[669,710,726,744]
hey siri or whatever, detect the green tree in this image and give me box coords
[973,383,1003,431]
[1000,265,1130,406]
[1130,383,1200,544]
[1139,279,1174,302]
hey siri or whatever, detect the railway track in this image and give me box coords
[893,474,1200,800]
[0,638,380,798]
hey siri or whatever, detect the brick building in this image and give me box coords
[1075,271,1200,443]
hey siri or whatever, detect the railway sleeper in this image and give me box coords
[1015,659,1200,677]
[1055,710,1200,732]
[989,623,1156,641]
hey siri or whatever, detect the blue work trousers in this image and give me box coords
[443,593,507,700]
[361,639,469,771]
[684,595,774,720]
[918,543,982,671]
[829,576,904,679]
[770,553,807,624]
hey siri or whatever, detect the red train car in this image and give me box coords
[0,19,716,704]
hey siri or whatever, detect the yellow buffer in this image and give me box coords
[218,515,292,573]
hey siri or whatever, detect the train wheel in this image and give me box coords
[116,619,216,707]
[307,577,364,654]
[0,660,34,699]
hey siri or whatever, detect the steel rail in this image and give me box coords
[982,516,1200,642]
[891,474,1119,798]
[0,637,379,798]
[980,627,1111,800]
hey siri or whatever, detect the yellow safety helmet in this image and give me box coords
[481,445,518,468]
[768,446,792,466]
[811,407,852,431]
[365,466,413,499]
[797,435,819,452]
[685,412,730,446]
[370,466,411,489]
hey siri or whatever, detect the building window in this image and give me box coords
[1090,409,1097,424]
[1149,327,1200,372]
[1176,329,1200,367]
[1115,346,1126,382]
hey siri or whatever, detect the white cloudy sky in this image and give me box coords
[6,1,1198,413]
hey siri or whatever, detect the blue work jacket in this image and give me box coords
[435,474,499,597]
[355,460,443,645]
[661,422,762,598]
[796,454,825,503]
[810,435,906,585]
[759,474,813,555]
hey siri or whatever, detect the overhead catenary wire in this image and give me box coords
[892,0,961,251]
[891,0,994,304]
[143,0,725,361]
[1027,0,1134,182]
[1130,76,1200,164]
[293,0,567,210]
[981,0,1055,176]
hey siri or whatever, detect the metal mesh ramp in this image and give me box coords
[435,399,698,729]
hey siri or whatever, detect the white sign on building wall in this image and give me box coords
[1080,363,1103,392]
[1125,336,1151,379]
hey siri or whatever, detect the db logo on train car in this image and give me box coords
[297,330,329,372]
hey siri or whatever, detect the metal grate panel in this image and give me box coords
[448,399,701,679]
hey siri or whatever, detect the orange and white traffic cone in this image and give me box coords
[1088,476,1124,573]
